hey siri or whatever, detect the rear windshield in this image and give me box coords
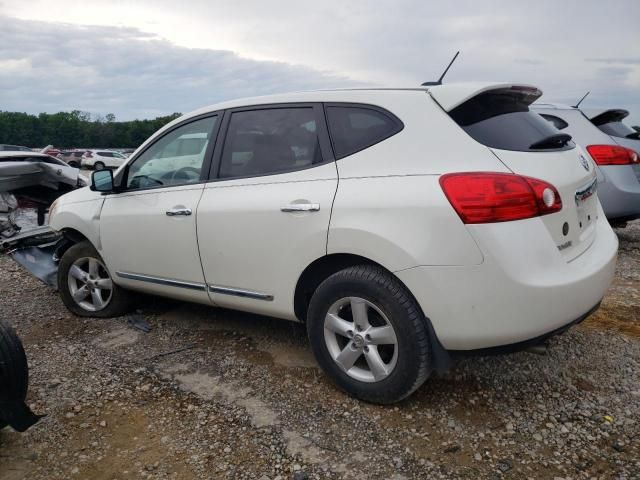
[449,90,575,152]
[596,121,640,140]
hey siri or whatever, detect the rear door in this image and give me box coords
[432,85,599,261]
[196,104,337,320]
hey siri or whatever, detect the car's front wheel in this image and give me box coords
[93,161,105,171]
[58,241,131,317]
[307,265,432,404]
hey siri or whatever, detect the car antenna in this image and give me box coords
[421,51,460,86]
[572,91,590,108]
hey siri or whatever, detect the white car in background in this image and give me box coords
[81,150,127,170]
[533,103,640,227]
[47,84,617,403]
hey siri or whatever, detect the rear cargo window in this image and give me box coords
[449,91,575,152]
[325,105,403,159]
[595,121,640,140]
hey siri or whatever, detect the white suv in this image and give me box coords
[81,150,127,170]
[47,84,618,403]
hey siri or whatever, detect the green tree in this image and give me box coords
[0,110,182,149]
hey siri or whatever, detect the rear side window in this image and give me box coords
[219,107,323,178]
[325,105,403,159]
[97,151,113,157]
[449,90,575,152]
[540,114,569,130]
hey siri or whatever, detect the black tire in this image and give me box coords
[67,161,79,168]
[0,320,29,428]
[58,241,132,318]
[307,265,431,404]
[94,161,105,171]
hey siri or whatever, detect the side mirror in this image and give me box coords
[90,169,114,192]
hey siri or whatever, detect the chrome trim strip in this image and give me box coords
[209,285,274,301]
[116,271,206,291]
[575,177,597,205]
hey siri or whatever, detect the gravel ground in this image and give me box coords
[0,222,639,480]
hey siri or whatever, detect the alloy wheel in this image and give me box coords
[323,297,398,383]
[67,257,113,312]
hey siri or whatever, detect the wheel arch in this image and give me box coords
[294,253,387,322]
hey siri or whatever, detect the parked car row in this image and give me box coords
[533,104,640,227]
[0,145,132,170]
[21,81,631,404]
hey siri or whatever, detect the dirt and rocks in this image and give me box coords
[0,222,638,480]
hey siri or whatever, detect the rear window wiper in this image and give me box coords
[625,131,640,140]
[529,133,572,150]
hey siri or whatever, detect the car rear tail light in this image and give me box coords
[586,145,638,165]
[439,172,562,224]
[84,152,92,158]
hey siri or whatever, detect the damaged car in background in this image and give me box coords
[0,152,86,239]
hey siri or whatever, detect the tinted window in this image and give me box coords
[127,116,217,189]
[540,114,569,130]
[326,106,402,159]
[597,121,640,139]
[450,91,575,151]
[219,108,322,178]
[98,151,113,157]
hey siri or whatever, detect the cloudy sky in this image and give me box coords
[1,0,639,123]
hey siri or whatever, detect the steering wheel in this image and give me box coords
[170,166,201,183]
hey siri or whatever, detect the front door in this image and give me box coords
[197,105,338,319]
[99,114,219,303]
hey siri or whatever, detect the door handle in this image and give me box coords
[281,203,320,212]
[166,208,192,216]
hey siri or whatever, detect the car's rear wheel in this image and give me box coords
[67,161,79,168]
[307,265,432,404]
[58,241,131,317]
[94,161,105,171]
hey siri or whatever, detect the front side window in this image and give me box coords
[326,106,403,159]
[126,116,217,189]
[219,107,322,178]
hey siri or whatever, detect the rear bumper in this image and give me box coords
[598,165,640,220]
[450,302,600,356]
[396,214,618,350]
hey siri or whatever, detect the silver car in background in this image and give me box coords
[533,103,640,227]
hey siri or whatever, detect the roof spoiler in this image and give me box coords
[429,83,542,112]
[588,109,630,126]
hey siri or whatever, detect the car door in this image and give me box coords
[197,104,338,320]
[99,114,220,304]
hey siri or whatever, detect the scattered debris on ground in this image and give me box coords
[0,222,638,479]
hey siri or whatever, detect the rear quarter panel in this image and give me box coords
[328,92,509,270]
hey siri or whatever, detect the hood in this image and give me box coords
[55,185,101,205]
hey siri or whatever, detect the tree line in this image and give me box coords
[0,111,182,149]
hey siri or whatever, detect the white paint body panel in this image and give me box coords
[197,162,338,320]
[99,185,210,304]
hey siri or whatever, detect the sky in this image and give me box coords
[1,0,639,124]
